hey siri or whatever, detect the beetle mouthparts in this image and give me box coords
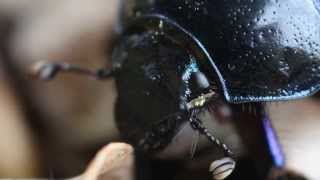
[186,91,216,110]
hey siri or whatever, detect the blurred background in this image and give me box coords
[0,0,118,178]
[0,0,319,179]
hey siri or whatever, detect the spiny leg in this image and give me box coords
[189,110,233,157]
[189,110,235,180]
[32,61,117,80]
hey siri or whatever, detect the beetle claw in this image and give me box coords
[31,61,60,80]
[209,157,236,180]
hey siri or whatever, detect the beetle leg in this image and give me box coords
[188,111,236,179]
[189,130,200,158]
[189,111,233,157]
[32,61,117,80]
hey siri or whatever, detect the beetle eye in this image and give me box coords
[190,71,210,90]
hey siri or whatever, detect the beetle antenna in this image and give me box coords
[31,61,117,80]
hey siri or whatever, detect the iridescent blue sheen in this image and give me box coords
[263,116,285,167]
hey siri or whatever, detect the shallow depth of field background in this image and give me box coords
[0,0,319,179]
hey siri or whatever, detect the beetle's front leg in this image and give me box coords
[188,110,236,180]
[32,61,117,80]
[231,103,307,180]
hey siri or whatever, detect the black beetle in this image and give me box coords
[33,0,319,179]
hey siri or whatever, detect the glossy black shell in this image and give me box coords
[113,28,221,152]
[119,0,320,103]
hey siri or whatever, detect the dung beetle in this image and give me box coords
[33,0,318,179]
